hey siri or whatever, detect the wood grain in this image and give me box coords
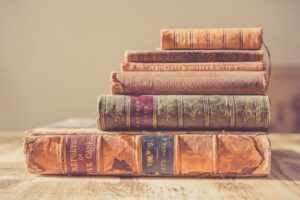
[0,132,299,199]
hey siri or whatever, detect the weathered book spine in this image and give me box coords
[97,95,270,131]
[125,50,263,63]
[122,61,266,71]
[161,28,263,50]
[24,130,271,177]
[111,71,268,95]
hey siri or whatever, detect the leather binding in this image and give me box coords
[111,71,268,95]
[24,126,270,177]
[121,61,266,71]
[125,50,263,63]
[161,28,263,50]
[97,95,270,131]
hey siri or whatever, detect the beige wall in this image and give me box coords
[1,0,300,130]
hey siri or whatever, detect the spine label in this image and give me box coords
[141,135,174,175]
[65,135,97,175]
[130,96,154,129]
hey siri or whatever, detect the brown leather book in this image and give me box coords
[161,28,263,50]
[122,61,266,71]
[125,50,263,63]
[98,95,270,131]
[24,119,270,177]
[111,71,268,95]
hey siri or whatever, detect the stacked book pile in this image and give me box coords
[24,28,271,177]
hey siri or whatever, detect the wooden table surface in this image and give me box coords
[0,132,299,200]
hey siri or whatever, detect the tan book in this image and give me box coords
[111,71,268,95]
[161,28,262,50]
[125,50,263,63]
[122,61,266,71]
[97,95,270,131]
[24,119,271,177]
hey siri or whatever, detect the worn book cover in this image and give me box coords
[122,61,266,71]
[125,50,263,63]
[161,28,263,50]
[111,71,268,95]
[24,119,271,177]
[97,95,270,131]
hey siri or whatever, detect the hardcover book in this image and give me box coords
[161,28,263,50]
[98,95,270,131]
[125,50,263,63]
[111,71,268,95]
[122,61,266,72]
[24,119,270,177]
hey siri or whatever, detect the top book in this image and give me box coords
[161,28,263,50]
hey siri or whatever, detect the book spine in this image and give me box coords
[111,71,268,95]
[125,50,263,63]
[24,132,270,177]
[97,95,270,131]
[122,61,266,71]
[161,28,263,50]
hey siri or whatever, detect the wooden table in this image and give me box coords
[0,132,299,200]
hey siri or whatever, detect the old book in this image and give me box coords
[125,50,263,63]
[97,95,270,131]
[111,71,268,95]
[161,28,262,50]
[24,119,271,177]
[122,61,266,71]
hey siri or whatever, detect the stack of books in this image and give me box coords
[24,28,271,177]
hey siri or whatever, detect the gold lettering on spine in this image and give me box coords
[85,135,93,174]
[69,137,78,173]
[160,137,168,173]
[123,61,266,72]
[145,142,154,167]
[85,136,93,159]
[134,98,140,128]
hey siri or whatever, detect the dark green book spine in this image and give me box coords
[97,95,270,131]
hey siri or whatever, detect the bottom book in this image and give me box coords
[24,119,271,177]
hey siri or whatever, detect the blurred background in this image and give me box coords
[0,0,300,132]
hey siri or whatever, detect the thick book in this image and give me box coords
[24,119,270,177]
[111,71,268,95]
[98,95,270,131]
[122,61,266,71]
[161,28,263,50]
[125,50,263,63]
